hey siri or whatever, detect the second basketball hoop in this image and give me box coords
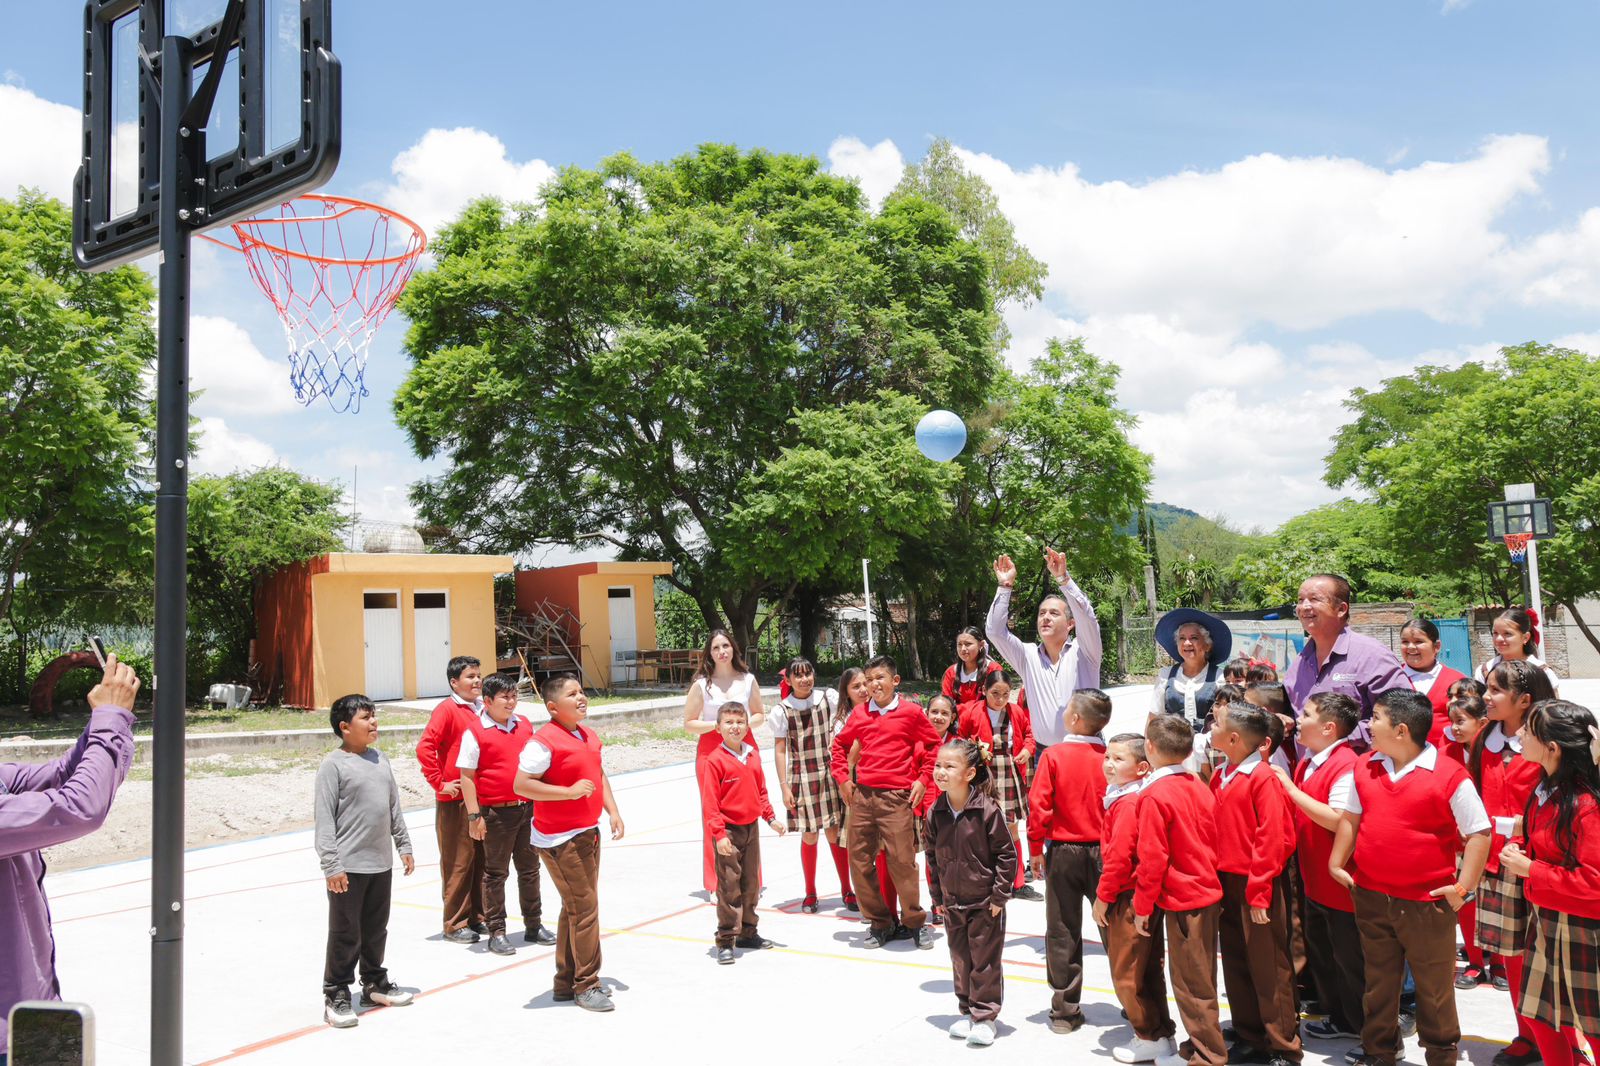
[202,194,427,412]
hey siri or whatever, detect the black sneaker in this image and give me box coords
[524,925,557,946]
[914,925,936,950]
[716,947,735,965]
[1227,1042,1273,1064]
[360,979,413,1008]
[1304,1019,1358,1040]
[862,928,891,949]
[892,923,914,941]
[1013,884,1044,902]
[1342,1048,1367,1065]
[468,920,488,935]
[734,934,775,950]
[1398,1010,1417,1039]
[324,988,358,1028]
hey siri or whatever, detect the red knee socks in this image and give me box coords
[1013,851,1026,890]
[875,852,898,918]
[829,841,852,896]
[1499,954,1535,1044]
[800,840,818,899]
[1456,901,1484,969]
[1526,1017,1579,1066]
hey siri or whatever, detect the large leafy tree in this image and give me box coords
[0,191,155,648]
[1323,343,1600,651]
[395,145,996,653]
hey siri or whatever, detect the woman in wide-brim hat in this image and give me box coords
[1150,608,1233,732]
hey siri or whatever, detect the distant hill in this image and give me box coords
[1115,501,1203,536]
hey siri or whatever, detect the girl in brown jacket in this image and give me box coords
[927,738,1018,1048]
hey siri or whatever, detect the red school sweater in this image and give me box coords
[416,697,477,803]
[462,714,534,806]
[830,697,940,791]
[1292,742,1361,912]
[1525,792,1600,919]
[1097,785,1142,903]
[1470,725,1543,875]
[941,660,1003,705]
[1351,750,1475,902]
[1134,768,1224,916]
[1211,755,1295,908]
[956,700,1036,773]
[1027,736,1107,847]
[529,722,605,836]
[699,742,776,840]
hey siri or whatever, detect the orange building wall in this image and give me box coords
[576,571,664,689]
[515,565,592,617]
[252,557,328,708]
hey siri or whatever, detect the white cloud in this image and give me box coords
[1552,332,1600,355]
[379,127,556,240]
[192,417,281,475]
[826,137,905,209]
[189,314,300,416]
[0,85,80,202]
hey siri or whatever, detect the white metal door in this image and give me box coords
[413,590,452,699]
[362,591,404,701]
[607,586,638,683]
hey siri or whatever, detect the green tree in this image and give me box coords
[395,145,997,655]
[1323,343,1600,652]
[890,138,1048,350]
[187,467,348,687]
[0,191,155,677]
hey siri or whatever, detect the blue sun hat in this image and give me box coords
[1155,608,1233,665]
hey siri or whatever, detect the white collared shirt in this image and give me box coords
[1300,739,1354,809]
[1103,778,1143,810]
[454,708,524,769]
[1143,763,1190,788]
[1483,722,1522,755]
[1403,662,1444,693]
[1218,751,1262,790]
[958,665,979,685]
[720,741,757,763]
[1056,734,1106,748]
[450,692,483,712]
[1336,744,1491,834]
[868,696,899,716]
[518,728,601,848]
[767,690,832,739]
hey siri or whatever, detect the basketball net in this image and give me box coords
[202,195,427,413]
[1504,532,1533,564]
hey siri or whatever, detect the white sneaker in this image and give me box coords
[323,991,358,1028]
[949,1016,973,1040]
[1114,1036,1177,1063]
[967,1021,997,1047]
[1153,1052,1187,1066]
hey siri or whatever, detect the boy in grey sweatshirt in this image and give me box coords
[315,694,416,1028]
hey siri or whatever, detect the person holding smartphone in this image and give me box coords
[1,654,140,1056]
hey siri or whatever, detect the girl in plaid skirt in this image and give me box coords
[771,657,850,913]
[957,670,1039,901]
[1470,659,1556,1065]
[1497,699,1600,1066]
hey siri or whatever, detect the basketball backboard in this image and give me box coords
[1487,497,1553,541]
[72,0,341,270]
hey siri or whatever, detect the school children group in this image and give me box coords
[309,561,1600,1066]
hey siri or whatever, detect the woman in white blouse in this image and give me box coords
[683,629,765,895]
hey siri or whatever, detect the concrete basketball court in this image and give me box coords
[50,681,1593,1065]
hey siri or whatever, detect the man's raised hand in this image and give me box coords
[1044,547,1069,583]
[993,555,1018,588]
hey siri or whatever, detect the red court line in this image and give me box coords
[195,903,704,1064]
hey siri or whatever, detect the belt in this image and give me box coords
[484,800,529,809]
[855,783,910,794]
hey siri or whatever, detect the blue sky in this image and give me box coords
[5,0,1600,539]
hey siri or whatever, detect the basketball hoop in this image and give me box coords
[1504,532,1534,564]
[201,195,427,412]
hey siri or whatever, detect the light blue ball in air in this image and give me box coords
[915,409,967,462]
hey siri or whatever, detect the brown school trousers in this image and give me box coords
[1165,903,1227,1066]
[1104,894,1175,1042]
[1353,886,1461,1066]
[538,827,603,996]
[847,785,926,933]
[946,904,1006,1023]
[1218,871,1302,1060]
[1043,840,1100,1024]
[435,799,485,932]
[480,802,542,934]
[714,821,762,947]
[1304,897,1365,1035]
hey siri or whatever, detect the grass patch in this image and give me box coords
[595,721,695,747]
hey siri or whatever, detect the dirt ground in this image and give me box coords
[42,712,769,871]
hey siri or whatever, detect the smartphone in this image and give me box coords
[7,1001,95,1065]
[87,636,108,669]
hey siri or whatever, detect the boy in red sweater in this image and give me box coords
[1134,714,1226,1066]
[700,703,786,963]
[1273,691,1364,1043]
[1092,733,1175,1065]
[415,655,486,943]
[456,675,553,955]
[1330,689,1490,1066]
[1209,703,1301,1066]
[1027,688,1111,1033]
[513,675,625,1013]
[830,654,942,950]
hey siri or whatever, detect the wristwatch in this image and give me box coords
[1454,883,1476,903]
[468,811,483,822]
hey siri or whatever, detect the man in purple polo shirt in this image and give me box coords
[1,656,139,1053]
[1284,573,1406,735]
